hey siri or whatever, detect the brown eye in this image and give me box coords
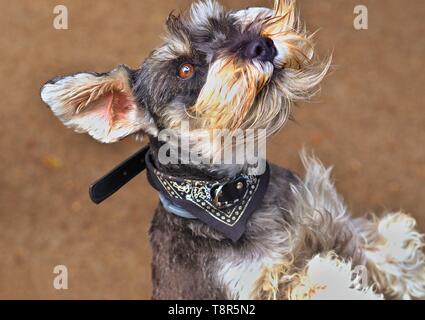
[178,63,195,79]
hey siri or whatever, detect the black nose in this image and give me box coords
[244,37,277,62]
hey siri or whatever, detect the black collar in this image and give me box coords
[89,146,270,242]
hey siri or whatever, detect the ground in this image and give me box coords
[0,0,424,299]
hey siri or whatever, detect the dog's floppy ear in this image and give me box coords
[41,65,154,143]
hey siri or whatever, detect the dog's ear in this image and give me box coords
[41,65,154,143]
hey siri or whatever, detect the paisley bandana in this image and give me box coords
[89,146,270,242]
[145,150,270,242]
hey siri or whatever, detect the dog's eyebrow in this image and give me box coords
[231,7,273,29]
[189,0,225,27]
[154,34,192,61]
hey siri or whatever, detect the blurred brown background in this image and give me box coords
[0,0,424,299]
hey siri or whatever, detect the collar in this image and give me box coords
[145,149,270,242]
[159,193,197,220]
[88,146,270,242]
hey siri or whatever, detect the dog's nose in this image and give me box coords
[244,37,277,63]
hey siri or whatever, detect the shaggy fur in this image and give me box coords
[247,153,425,300]
[41,0,425,300]
[150,153,425,300]
[288,253,383,300]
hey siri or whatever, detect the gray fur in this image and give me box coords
[150,164,298,299]
[41,0,425,300]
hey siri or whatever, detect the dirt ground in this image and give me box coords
[0,0,424,299]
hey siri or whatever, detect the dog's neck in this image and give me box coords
[148,137,245,181]
[146,136,272,242]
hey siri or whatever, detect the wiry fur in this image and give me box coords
[288,253,383,300]
[190,57,274,130]
[41,0,330,160]
[41,65,158,143]
[218,153,425,300]
[354,213,425,299]
[188,0,331,139]
[149,153,425,300]
[41,0,425,300]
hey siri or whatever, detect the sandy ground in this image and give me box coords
[0,0,424,299]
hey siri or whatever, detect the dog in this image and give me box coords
[41,0,425,300]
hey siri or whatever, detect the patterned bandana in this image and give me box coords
[89,146,270,242]
[145,150,270,242]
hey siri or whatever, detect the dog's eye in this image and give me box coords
[178,63,195,80]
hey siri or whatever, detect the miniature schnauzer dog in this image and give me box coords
[41,0,425,299]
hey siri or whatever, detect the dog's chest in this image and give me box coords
[216,248,279,299]
[149,165,297,300]
[149,206,290,300]
[149,207,226,299]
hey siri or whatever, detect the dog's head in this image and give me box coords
[41,0,330,145]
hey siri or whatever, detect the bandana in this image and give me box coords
[89,146,270,242]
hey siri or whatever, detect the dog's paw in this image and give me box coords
[360,213,425,299]
[289,252,382,300]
